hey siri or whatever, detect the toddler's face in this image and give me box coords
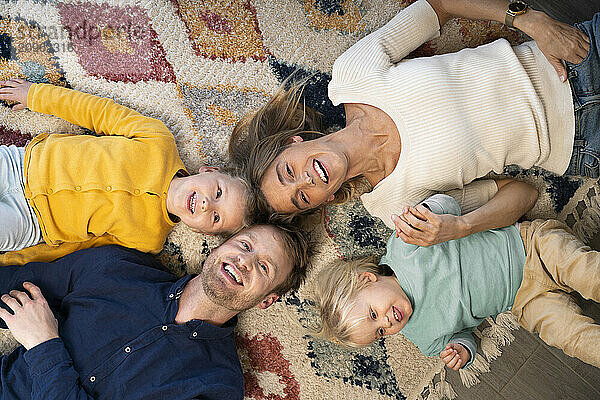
[167,167,248,234]
[348,273,412,346]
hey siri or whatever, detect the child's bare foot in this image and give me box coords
[0,79,33,110]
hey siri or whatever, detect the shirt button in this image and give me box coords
[47,188,53,194]
[169,294,174,298]
[192,332,197,338]
[106,186,112,191]
[90,376,96,382]
[124,346,131,353]
[75,186,81,191]
[134,189,140,195]
[162,325,168,331]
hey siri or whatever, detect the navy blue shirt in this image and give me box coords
[0,245,243,400]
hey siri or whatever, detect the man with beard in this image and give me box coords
[0,224,310,400]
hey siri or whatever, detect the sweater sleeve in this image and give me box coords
[444,179,499,215]
[331,0,440,84]
[420,194,461,216]
[26,83,173,141]
[450,330,477,369]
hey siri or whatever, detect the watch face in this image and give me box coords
[509,1,527,13]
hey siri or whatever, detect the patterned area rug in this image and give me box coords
[1,1,599,399]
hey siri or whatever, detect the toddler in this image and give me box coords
[0,79,254,265]
[313,194,600,370]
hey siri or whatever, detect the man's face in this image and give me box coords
[200,225,293,312]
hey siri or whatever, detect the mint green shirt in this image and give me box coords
[380,194,526,367]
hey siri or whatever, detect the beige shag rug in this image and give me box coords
[1,0,598,399]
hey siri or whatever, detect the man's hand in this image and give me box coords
[0,79,33,110]
[0,282,59,350]
[518,11,590,81]
[392,205,466,246]
[440,343,469,370]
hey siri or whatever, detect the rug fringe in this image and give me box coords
[458,353,489,387]
[422,367,457,400]
[457,312,519,388]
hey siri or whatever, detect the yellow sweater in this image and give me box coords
[0,84,186,265]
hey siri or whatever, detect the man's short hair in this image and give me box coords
[269,221,312,297]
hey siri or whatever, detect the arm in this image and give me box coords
[427,0,590,79]
[0,79,172,140]
[331,0,441,79]
[394,178,538,246]
[0,283,95,400]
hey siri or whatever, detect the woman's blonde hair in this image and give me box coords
[228,74,369,220]
[311,256,392,348]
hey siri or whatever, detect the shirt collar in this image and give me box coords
[166,275,238,340]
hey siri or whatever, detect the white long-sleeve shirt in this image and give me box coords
[328,0,574,228]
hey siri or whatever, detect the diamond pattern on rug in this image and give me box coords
[325,198,391,259]
[237,333,300,400]
[57,2,175,83]
[173,0,267,62]
[0,16,67,85]
[306,337,406,400]
[178,83,268,165]
[299,0,366,33]
[0,126,32,147]
[268,59,346,128]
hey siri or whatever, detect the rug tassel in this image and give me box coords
[433,368,457,400]
[459,353,490,388]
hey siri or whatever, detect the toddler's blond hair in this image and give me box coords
[312,256,390,348]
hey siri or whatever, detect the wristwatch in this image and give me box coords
[505,1,529,29]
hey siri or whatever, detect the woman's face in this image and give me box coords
[260,137,348,214]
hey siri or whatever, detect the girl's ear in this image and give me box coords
[358,271,378,284]
[286,135,304,145]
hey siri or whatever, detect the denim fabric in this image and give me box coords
[0,246,244,400]
[0,145,43,252]
[565,13,600,178]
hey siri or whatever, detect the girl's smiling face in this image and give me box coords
[347,273,413,346]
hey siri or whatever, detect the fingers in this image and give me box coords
[0,79,25,88]
[392,214,420,240]
[9,290,32,305]
[12,103,26,111]
[23,282,43,300]
[550,58,568,82]
[442,350,462,370]
[1,294,21,312]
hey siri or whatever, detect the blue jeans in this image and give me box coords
[565,13,600,178]
[0,145,43,251]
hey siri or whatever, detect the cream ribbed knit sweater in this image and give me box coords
[328,0,574,229]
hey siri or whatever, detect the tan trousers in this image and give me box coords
[511,219,600,368]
